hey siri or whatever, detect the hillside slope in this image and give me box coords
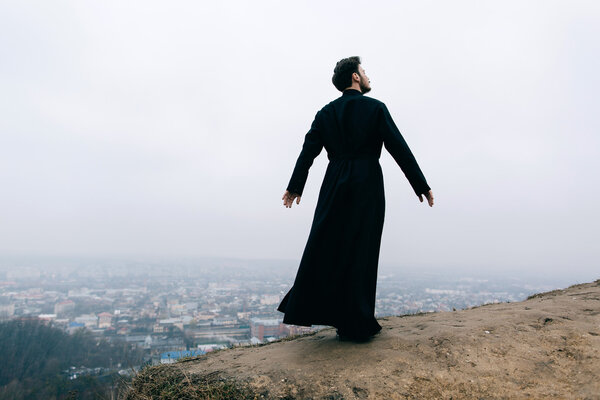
[125,279,600,399]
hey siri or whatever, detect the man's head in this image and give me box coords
[332,56,371,94]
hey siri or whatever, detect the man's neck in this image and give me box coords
[344,83,362,93]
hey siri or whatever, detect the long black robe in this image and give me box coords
[277,89,430,338]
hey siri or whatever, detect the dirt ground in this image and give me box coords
[153,280,600,399]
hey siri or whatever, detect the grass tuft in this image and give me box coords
[120,363,257,400]
[119,330,335,399]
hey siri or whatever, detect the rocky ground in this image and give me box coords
[125,279,600,399]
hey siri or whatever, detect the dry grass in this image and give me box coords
[120,363,257,400]
[120,331,321,399]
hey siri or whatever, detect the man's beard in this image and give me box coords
[359,77,371,94]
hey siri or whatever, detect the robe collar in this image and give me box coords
[342,89,363,96]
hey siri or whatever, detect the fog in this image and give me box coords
[1,1,598,279]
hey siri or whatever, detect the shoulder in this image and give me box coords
[361,95,385,106]
[359,97,392,116]
[361,96,389,114]
[314,100,335,119]
[315,94,387,120]
[324,94,386,108]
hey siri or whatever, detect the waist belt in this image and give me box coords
[328,154,380,161]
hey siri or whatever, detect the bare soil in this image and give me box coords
[129,279,600,399]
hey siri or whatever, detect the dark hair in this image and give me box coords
[332,56,361,92]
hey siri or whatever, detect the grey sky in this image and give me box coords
[1,1,598,277]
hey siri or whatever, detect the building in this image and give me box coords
[38,314,57,322]
[237,311,251,320]
[160,350,205,364]
[169,303,186,315]
[0,303,15,319]
[286,325,314,336]
[54,300,75,315]
[212,316,238,326]
[158,317,184,331]
[188,321,249,343]
[260,294,280,305]
[195,311,217,321]
[75,314,98,328]
[67,322,85,334]
[250,318,286,341]
[97,312,113,328]
[197,344,225,352]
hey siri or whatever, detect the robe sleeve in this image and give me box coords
[286,111,324,197]
[379,103,431,196]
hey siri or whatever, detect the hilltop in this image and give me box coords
[124,279,600,399]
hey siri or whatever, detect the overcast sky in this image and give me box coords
[0,1,598,278]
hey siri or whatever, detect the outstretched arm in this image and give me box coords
[283,111,324,206]
[379,103,432,204]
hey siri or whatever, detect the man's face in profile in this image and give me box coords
[358,65,371,94]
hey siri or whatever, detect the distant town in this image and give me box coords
[0,256,577,376]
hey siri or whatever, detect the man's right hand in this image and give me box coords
[419,190,434,207]
[282,190,301,208]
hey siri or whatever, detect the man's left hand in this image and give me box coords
[419,190,434,207]
[282,190,301,208]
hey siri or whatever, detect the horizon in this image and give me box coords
[0,253,596,286]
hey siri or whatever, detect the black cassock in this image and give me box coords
[277,89,430,338]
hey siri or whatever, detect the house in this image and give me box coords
[97,312,113,328]
[160,350,205,364]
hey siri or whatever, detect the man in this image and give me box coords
[277,56,434,342]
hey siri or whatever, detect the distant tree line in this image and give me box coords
[0,319,144,400]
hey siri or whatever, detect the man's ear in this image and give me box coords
[352,72,360,82]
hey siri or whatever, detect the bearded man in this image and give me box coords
[278,56,434,342]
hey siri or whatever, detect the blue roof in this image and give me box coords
[160,350,205,360]
[69,322,84,327]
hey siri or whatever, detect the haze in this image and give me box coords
[1,1,598,280]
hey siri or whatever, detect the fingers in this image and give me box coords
[419,191,434,207]
[282,191,289,207]
[282,191,300,208]
[282,191,293,208]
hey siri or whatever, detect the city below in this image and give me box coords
[0,255,583,378]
